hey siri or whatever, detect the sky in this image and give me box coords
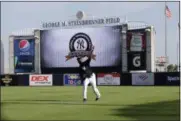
[1,1,180,73]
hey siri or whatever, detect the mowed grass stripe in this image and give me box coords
[1,86,179,120]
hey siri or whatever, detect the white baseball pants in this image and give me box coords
[83,73,101,99]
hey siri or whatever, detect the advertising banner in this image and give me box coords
[0,75,18,86]
[127,29,146,52]
[128,52,146,71]
[154,72,180,86]
[132,73,154,85]
[97,73,120,85]
[14,38,35,73]
[29,74,52,86]
[63,74,82,86]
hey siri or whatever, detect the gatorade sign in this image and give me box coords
[29,74,52,86]
[128,52,146,71]
[133,56,141,67]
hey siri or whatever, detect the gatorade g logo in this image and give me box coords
[133,56,141,67]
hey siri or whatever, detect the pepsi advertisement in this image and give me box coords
[14,39,35,73]
[63,74,82,86]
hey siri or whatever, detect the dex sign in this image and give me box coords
[29,75,52,86]
[31,76,49,81]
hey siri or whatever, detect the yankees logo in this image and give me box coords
[65,33,96,61]
[74,38,87,50]
[133,56,141,67]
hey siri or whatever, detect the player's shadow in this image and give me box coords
[112,99,180,121]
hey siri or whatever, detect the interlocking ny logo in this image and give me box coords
[65,33,96,61]
[76,39,85,50]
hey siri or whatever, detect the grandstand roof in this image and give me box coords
[11,28,38,36]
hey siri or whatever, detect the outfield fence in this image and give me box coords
[0,72,179,86]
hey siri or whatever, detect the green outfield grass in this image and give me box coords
[1,86,180,120]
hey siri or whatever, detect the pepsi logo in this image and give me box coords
[19,40,30,52]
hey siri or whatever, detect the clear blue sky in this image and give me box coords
[1,1,180,72]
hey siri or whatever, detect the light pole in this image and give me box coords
[178,23,180,72]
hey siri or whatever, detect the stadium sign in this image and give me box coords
[97,73,120,85]
[63,73,82,86]
[1,75,12,86]
[42,17,121,29]
[154,72,180,86]
[29,74,53,86]
[132,73,154,85]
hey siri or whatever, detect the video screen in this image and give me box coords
[40,25,122,68]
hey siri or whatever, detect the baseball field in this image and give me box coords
[1,86,180,120]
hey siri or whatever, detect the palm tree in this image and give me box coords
[167,64,178,72]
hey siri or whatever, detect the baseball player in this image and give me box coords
[77,55,101,102]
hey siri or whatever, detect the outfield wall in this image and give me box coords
[0,72,179,86]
